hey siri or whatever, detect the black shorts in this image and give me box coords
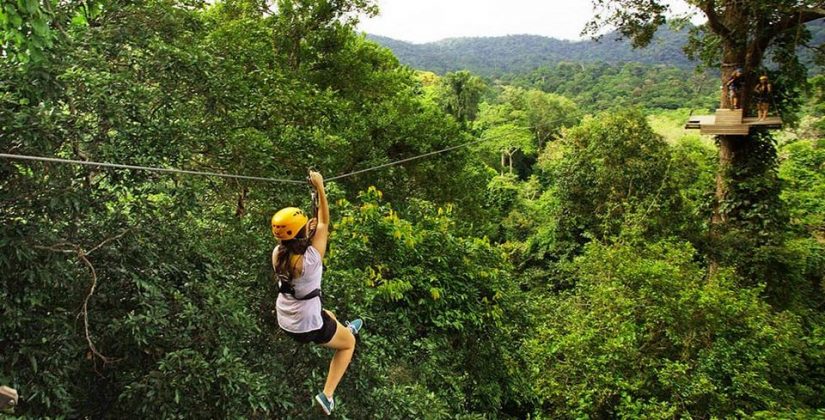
[282,310,338,344]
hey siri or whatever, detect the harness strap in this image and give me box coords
[278,280,322,301]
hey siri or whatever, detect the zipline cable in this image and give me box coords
[0,125,543,183]
[0,153,306,184]
[326,132,513,181]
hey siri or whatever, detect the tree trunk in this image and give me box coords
[501,153,506,175]
[710,42,748,273]
[235,187,249,219]
[711,138,733,226]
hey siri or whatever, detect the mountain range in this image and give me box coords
[367,21,825,77]
[366,26,695,77]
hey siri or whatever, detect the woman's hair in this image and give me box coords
[275,225,311,281]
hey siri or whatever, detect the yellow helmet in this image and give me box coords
[760,75,769,81]
[271,207,308,240]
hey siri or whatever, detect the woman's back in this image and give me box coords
[275,245,324,333]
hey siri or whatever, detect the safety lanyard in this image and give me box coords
[307,169,320,238]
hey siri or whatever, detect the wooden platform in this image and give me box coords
[685,109,782,135]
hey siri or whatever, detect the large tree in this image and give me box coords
[587,0,825,267]
[475,86,580,175]
[435,70,487,125]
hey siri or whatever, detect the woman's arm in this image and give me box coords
[309,171,329,259]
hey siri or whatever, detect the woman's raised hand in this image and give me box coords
[309,171,324,189]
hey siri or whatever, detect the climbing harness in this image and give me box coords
[278,273,321,301]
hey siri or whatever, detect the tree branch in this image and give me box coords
[75,249,111,364]
[745,11,771,72]
[35,230,129,365]
[765,8,825,40]
[700,0,734,41]
[86,230,129,256]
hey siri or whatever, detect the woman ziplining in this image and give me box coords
[271,170,363,416]
[0,133,523,415]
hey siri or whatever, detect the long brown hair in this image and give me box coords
[275,225,311,282]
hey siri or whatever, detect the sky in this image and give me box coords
[357,0,700,44]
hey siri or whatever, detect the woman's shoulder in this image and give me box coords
[304,245,320,259]
[302,245,322,268]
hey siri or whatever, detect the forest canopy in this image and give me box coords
[1,0,824,418]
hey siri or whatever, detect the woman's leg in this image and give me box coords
[320,311,356,398]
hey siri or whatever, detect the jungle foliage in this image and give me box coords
[1,0,824,418]
[503,61,719,113]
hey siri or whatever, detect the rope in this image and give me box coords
[1,126,532,184]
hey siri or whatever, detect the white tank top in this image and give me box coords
[274,245,324,333]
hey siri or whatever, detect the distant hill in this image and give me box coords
[366,27,695,77]
[368,21,825,77]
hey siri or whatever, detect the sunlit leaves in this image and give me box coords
[0,0,53,62]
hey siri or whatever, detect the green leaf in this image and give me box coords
[25,0,38,14]
[70,11,87,27]
[31,18,48,37]
[10,11,22,27]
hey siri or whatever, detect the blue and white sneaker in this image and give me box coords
[346,318,363,335]
[315,392,334,415]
